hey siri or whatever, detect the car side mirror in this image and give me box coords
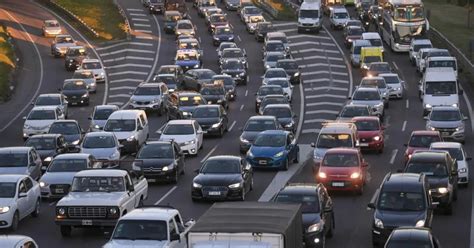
[367,202,375,209]
[157,130,162,134]
[347,96,351,99]
[197,130,203,134]
[88,116,92,120]
[22,116,27,120]
[170,233,180,241]
[128,184,135,192]
[137,126,143,131]
[18,192,27,198]
[396,169,403,173]
[463,116,469,121]
[310,142,316,148]
[194,169,200,174]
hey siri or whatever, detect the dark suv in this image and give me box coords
[368,173,433,247]
[273,183,334,248]
[404,150,458,214]
[165,91,206,120]
[64,46,88,71]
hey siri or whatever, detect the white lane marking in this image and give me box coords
[303,78,349,84]
[0,10,44,133]
[245,90,248,96]
[237,35,242,42]
[200,145,218,163]
[306,109,339,115]
[392,61,399,71]
[320,42,336,47]
[135,35,153,39]
[127,8,144,12]
[277,28,297,33]
[304,119,327,124]
[301,128,321,134]
[229,23,234,29]
[406,99,409,109]
[294,55,343,61]
[134,23,151,27]
[272,22,297,27]
[130,13,147,16]
[109,94,132,98]
[107,101,125,106]
[131,18,150,22]
[145,14,162,83]
[96,41,153,51]
[240,105,244,111]
[109,86,136,91]
[109,71,148,76]
[402,120,407,132]
[305,94,347,100]
[109,78,143,84]
[103,56,154,63]
[154,186,177,205]
[287,34,331,40]
[99,49,155,56]
[49,201,57,206]
[228,120,236,131]
[389,149,399,164]
[107,63,153,69]
[296,48,339,54]
[306,102,344,107]
[301,63,345,69]
[304,86,347,92]
[302,71,348,76]
[134,29,152,33]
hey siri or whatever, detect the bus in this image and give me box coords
[378,0,429,52]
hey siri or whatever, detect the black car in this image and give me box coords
[48,120,84,148]
[148,0,164,14]
[165,91,206,120]
[368,173,433,247]
[224,0,239,10]
[24,134,68,170]
[367,62,392,77]
[60,79,89,106]
[220,58,248,85]
[156,65,184,82]
[273,183,335,248]
[200,84,229,110]
[254,22,273,42]
[152,74,179,93]
[258,94,290,115]
[384,227,441,248]
[255,85,285,112]
[219,48,247,67]
[134,140,185,183]
[263,40,287,58]
[192,105,228,137]
[403,150,458,214]
[262,104,296,133]
[192,155,253,201]
[212,26,235,46]
[208,14,229,33]
[211,75,236,101]
[276,59,301,84]
[64,46,87,71]
[181,69,216,91]
[239,115,280,153]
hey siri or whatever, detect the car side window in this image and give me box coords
[288,133,295,143]
[140,114,147,126]
[169,219,177,235]
[28,151,35,164]
[56,108,61,118]
[18,181,26,194]
[193,122,199,133]
[136,118,143,129]
[24,178,33,191]
[174,144,180,156]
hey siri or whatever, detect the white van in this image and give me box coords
[425,56,459,78]
[351,39,371,67]
[297,0,322,33]
[419,67,462,115]
[103,110,149,153]
[362,32,384,54]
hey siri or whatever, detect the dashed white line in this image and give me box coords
[135,35,153,39]
[306,102,344,107]
[109,86,136,91]
[303,119,327,124]
[134,23,151,27]
[303,78,349,84]
[287,34,331,40]
[237,35,242,42]
[131,18,150,22]
[96,41,153,51]
[301,63,346,69]
[228,120,237,131]
[294,55,343,61]
[392,61,399,71]
[302,71,348,76]
[240,105,244,111]
[301,128,321,134]
[109,94,132,98]
[406,99,409,109]
[402,120,407,132]
[389,149,399,164]
[109,71,148,76]
[200,145,218,163]
[127,8,144,12]
[245,90,248,96]
[107,63,153,69]
[306,109,339,115]
[305,94,347,100]
[99,48,155,56]
[134,29,152,33]
[154,186,177,205]
[304,86,347,92]
[107,101,125,106]
[109,78,143,84]
[296,48,340,54]
[103,56,155,63]
[130,13,147,17]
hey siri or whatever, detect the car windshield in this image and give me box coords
[428,60,456,70]
[259,87,283,96]
[201,159,240,173]
[0,153,28,167]
[177,23,193,29]
[48,159,87,172]
[163,124,194,135]
[223,60,244,70]
[25,137,56,150]
[210,15,226,22]
[45,21,60,27]
[138,144,173,159]
[413,44,432,52]
[323,153,359,167]
[263,107,291,118]
[222,49,244,58]
[355,119,379,131]
[211,77,234,86]
[57,36,74,43]
[406,162,448,177]
[63,82,87,91]
[104,120,136,132]
[244,120,276,131]
[71,176,125,192]
[28,110,56,120]
[299,9,319,18]
[334,12,348,19]
[93,108,115,120]
[0,183,16,198]
[201,87,225,95]
[266,54,285,62]
[266,43,285,52]
[176,52,197,61]
[341,106,370,118]
[317,134,353,148]
[382,76,400,85]
[275,193,320,213]
[348,28,363,36]
[364,56,382,63]
[82,62,101,70]
[431,147,463,160]
[262,97,289,108]
[193,107,219,118]
[35,96,60,106]
[254,134,286,147]
[179,95,203,106]
[67,48,86,56]
[386,240,433,248]
[196,71,216,79]
[134,86,161,96]
[278,61,298,69]
[73,72,94,79]
[430,110,461,121]
[370,64,391,72]
[82,135,116,148]
[361,79,386,89]
[267,79,289,88]
[352,90,380,100]
[409,135,441,147]
[265,70,287,78]
[378,191,425,211]
[425,81,457,95]
[245,7,261,14]
[49,122,79,135]
[367,38,382,46]
[166,14,181,22]
[215,28,232,35]
[179,42,199,50]
[112,220,168,241]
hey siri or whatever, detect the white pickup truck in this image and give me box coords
[104,206,195,248]
[55,169,148,237]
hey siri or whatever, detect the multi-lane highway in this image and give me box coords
[0,0,472,247]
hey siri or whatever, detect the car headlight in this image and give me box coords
[247,150,254,158]
[44,157,52,162]
[437,187,448,194]
[348,38,353,42]
[373,136,381,141]
[176,31,182,35]
[265,65,271,69]
[211,24,216,28]
[307,221,324,233]
[0,206,11,214]
[193,64,200,68]
[362,64,368,69]
[57,207,66,216]
[415,219,425,227]
[100,72,105,76]
[228,182,242,188]
[23,124,32,129]
[239,72,245,77]
[162,163,174,172]
[213,36,219,40]
[108,207,118,215]
[182,111,191,117]
[212,123,221,128]
[71,140,80,145]
[127,136,135,142]
[240,137,249,143]
[425,104,432,109]
[82,93,88,98]
[374,218,383,229]
[294,72,300,77]
[193,182,202,188]
[184,139,196,145]
[350,172,361,179]
[217,99,223,103]
[459,168,467,173]
[318,172,327,179]
[285,122,294,128]
[39,181,48,187]
[93,124,100,129]
[427,125,436,131]
[274,151,284,158]
[452,103,459,108]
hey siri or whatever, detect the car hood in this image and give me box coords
[81,147,117,160]
[319,166,359,177]
[299,17,320,24]
[424,94,459,106]
[58,192,127,206]
[350,100,382,107]
[140,158,174,168]
[426,177,448,189]
[0,198,15,207]
[358,131,381,139]
[194,173,242,186]
[159,134,195,143]
[179,106,198,113]
[112,132,135,140]
[195,117,220,126]
[54,43,75,48]
[63,89,88,96]
[427,120,462,129]
[302,213,322,230]
[375,210,426,228]
[405,147,429,156]
[103,240,169,248]
[63,134,81,144]
[36,149,57,159]
[241,131,261,143]
[130,95,162,102]
[276,117,292,125]
[0,167,28,175]
[250,146,284,157]
[91,119,107,129]
[176,60,199,66]
[214,34,234,40]
[221,69,245,74]
[40,171,77,185]
[24,119,55,128]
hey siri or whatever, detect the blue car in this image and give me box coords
[175,49,201,72]
[212,26,235,46]
[246,130,299,170]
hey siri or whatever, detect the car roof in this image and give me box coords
[0,174,27,182]
[31,106,58,111]
[362,32,381,39]
[195,104,220,109]
[411,130,440,136]
[430,106,460,111]
[264,104,291,109]
[260,130,288,135]
[300,1,321,9]
[0,147,32,153]
[165,10,180,15]
[28,134,62,139]
[95,104,119,110]
[207,155,241,161]
[122,207,180,221]
[75,169,127,177]
[354,87,379,92]
[389,227,431,242]
[248,115,277,121]
[84,131,115,137]
[320,122,356,133]
[378,73,399,77]
[54,153,91,160]
[51,120,78,124]
[137,82,162,87]
[0,235,35,246]
[353,39,372,46]
[82,58,100,63]
[325,147,359,154]
[267,32,286,37]
[38,93,62,98]
[409,151,448,162]
[430,141,462,149]
[176,91,201,96]
[344,104,369,109]
[427,56,455,61]
[167,119,195,125]
[177,19,192,24]
[279,183,320,195]
[412,39,432,45]
[108,110,144,119]
[382,173,425,191]
[352,116,380,122]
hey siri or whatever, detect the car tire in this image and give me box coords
[219,126,224,137]
[171,169,179,184]
[60,225,72,237]
[31,199,40,217]
[282,158,289,171]
[10,211,19,231]
[250,177,254,191]
[239,188,246,201]
[356,184,364,195]
[293,151,299,163]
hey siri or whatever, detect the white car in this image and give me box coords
[379,73,404,99]
[79,59,106,83]
[158,120,204,156]
[264,78,293,102]
[23,106,65,140]
[32,93,69,118]
[0,175,40,231]
[80,132,121,160]
[42,19,62,37]
[329,7,350,30]
[409,39,432,65]
[430,142,471,186]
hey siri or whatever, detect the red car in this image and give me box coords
[404,130,442,163]
[317,148,368,194]
[352,116,384,153]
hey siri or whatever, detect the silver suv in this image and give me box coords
[425,106,467,143]
[129,82,169,115]
[349,87,384,120]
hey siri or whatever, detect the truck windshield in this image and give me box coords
[425,81,457,95]
[377,191,425,211]
[428,60,456,70]
[394,24,425,44]
[113,220,168,241]
[299,9,318,18]
[393,6,425,22]
[317,134,352,148]
[71,176,125,192]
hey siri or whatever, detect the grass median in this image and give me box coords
[0,24,15,102]
[54,0,127,41]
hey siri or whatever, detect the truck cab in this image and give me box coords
[297,0,322,33]
[419,67,462,115]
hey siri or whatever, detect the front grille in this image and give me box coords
[136,101,151,105]
[329,174,349,178]
[68,206,107,218]
[50,184,70,195]
[360,138,372,142]
[302,23,313,26]
[254,157,272,165]
[143,167,162,172]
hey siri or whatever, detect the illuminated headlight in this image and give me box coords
[239,72,245,77]
[182,111,191,117]
[213,36,220,40]
[100,72,105,76]
[127,136,135,142]
[424,104,432,109]
[459,168,467,173]
[94,124,100,129]
[176,31,182,35]
[39,181,48,188]
[184,139,196,145]
[294,72,300,77]
[55,47,61,52]
[274,151,284,158]
[211,123,220,128]
[265,65,271,69]
[193,64,200,68]
[57,207,66,215]
[318,172,327,178]
[415,220,425,227]
[228,182,242,188]
[228,37,233,40]
[256,98,262,103]
[240,137,249,143]
[285,122,294,128]
[211,24,216,28]
[374,218,383,229]
[162,164,174,171]
[373,136,381,141]
[437,187,448,194]
[427,125,436,131]
[217,99,223,103]
[394,87,401,91]
[82,93,89,98]
[348,38,353,42]
[452,103,458,108]
[71,140,80,145]
[350,172,361,179]
[307,222,324,233]
[362,64,368,69]
[44,157,52,162]
[68,59,74,63]
[193,182,202,188]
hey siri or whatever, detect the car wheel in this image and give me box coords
[60,225,72,237]
[219,126,224,137]
[239,188,246,201]
[10,211,19,231]
[31,199,40,217]
[282,158,289,171]
[171,169,179,184]
[138,196,144,207]
[293,151,299,163]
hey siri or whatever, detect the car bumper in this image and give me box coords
[23,128,49,138]
[179,143,198,155]
[129,102,161,110]
[319,178,364,191]
[247,156,286,169]
[134,168,177,181]
[388,89,403,98]
[55,218,118,227]
[431,191,451,206]
[304,231,325,248]
[66,97,89,105]
[191,186,243,200]
[372,226,393,246]
[41,186,69,199]
[359,139,384,151]
[436,129,465,142]
[201,125,222,135]
[297,24,321,32]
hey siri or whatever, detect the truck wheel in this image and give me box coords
[138,197,144,207]
[10,211,19,231]
[31,199,40,217]
[60,226,72,237]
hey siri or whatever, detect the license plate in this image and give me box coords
[359,143,369,147]
[71,102,78,105]
[147,179,157,183]
[208,191,221,196]
[55,188,64,194]
[442,132,449,136]
[332,182,344,187]
[82,220,93,226]
[306,28,311,31]
[259,160,267,165]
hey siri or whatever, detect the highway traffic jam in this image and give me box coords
[0,0,470,247]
